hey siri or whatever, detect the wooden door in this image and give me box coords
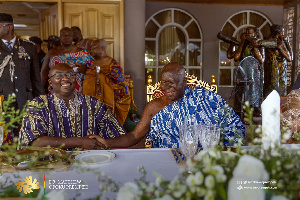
[40,4,59,53]
[64,3,121,64]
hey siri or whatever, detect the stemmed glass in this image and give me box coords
[199,124,220,151]
[179,116,198,172]
[210,125,220,148]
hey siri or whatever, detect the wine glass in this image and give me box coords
[199,124,219,151]
[179,116,198,172]
[198,124,212,151]
[210,125,220,148]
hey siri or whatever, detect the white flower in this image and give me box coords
[271,150,280,157]
[204,189,214,200]
[204,175,215,189]
[245,101,250,106]
[186,174,196,186]
[227,177,265,200]
[233,155,269,181]
[212,165,224,176]
[155,174,164,187]
[173,185,186,198]
[194,150,207,160]
[196,187,206,196]
[194,171,204,185]
[45,190,68,200]
[117,182,142,200]
[216,174,227,183]
[270,195,289,200]
[155,194,174,200]
[208,150,217,158]
[168,176,179,191]
[276,161,281,166]
[282,131,291,141]
[253,138,262,144]
[255,126,262,134]
[284,163,293,170]
[173,184,187,198]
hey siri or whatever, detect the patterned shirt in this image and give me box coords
[147,87,245,148]
[19,94,126,146]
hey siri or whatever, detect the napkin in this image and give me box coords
[261,90,281,149]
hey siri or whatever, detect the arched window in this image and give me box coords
[219,10,272,87]
[145,8,203,84]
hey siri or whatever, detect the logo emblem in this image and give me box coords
[15,176,40,194]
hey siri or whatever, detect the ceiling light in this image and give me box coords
[14,24,27,28]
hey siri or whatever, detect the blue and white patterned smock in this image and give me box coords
[147,86,245,148]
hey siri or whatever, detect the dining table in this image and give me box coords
[1,148,183,199]
[1,144,300,199]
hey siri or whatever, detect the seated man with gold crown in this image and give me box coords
[90,62,245,149]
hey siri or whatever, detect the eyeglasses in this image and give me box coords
[49,72,76,79]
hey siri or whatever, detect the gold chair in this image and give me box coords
[147,73,217,102]
[125,75,138,111]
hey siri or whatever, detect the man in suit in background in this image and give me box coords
[29,36,46,69]
[0,13,42,137]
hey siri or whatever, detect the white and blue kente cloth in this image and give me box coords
[147,86,245,148]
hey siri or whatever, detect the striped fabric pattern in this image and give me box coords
[147,86,245,148]
[19,94,126,146]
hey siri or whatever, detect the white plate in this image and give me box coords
[75,151,116,165]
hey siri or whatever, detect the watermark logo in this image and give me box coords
[237,185,243,190]
[15,176,40,194]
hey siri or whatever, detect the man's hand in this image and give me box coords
[81,136,106,150]
[88,135,108,149]
[250,38,261,48]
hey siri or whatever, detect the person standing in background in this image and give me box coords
[29,36,46,69]
[82,39,131,125]
[0,13,42,137]
[41,27,94,94]
[71,26,95,53]
[44,35,61,51]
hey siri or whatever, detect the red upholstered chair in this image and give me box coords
[147,74,217,102]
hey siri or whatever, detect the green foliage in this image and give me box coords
[0,95,72,199]
[0,94,26,132]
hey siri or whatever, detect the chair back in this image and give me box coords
[147,74,217,102]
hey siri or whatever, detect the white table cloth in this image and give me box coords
[2,148,181,199]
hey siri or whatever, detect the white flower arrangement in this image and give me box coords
[113,104,300,200]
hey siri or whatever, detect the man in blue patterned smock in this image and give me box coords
[19,63,126,150]
[90,63,244,149]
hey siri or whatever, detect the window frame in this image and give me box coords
[145,8,203,84]
[218,10,272,87]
